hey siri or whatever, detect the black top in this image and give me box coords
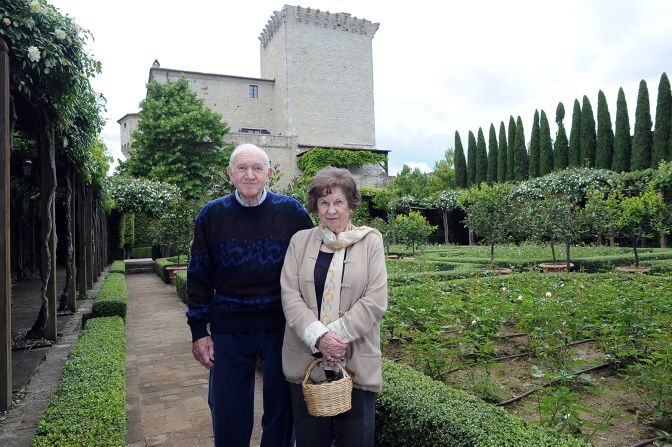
[314,250,334,319]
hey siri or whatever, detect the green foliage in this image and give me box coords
[155,258,178,283]
[123,77,230,200]
[454,131,468,188]
[109,260,125,274]
[467,130,477,187]
[613,87,632,172]
[377,359,590,447]
[596,90,614,170]
[389,165,441,199]
[514,116,528,181]
[31,317,126,447]
[507,116,517,182]
[91,272,128,320]
[121,212,135,254]
[529,110,541,178]
[432,149,456,190]
[130,246,152,259]
[176,271,188,303]
[652,73,672,165]
[555,102,569,170]
[580,95,596,168]
[497,121,508,182]
[151,200,197,265]
[632,79,653,170]
[394,211,436,255]
[297,147,386,177]
[476,128,488,185]
[487,124,498,184]
[569,99,582,167]
[539,110,553,176]
[109,176,181,217]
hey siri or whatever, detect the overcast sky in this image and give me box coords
[48,0,672,175]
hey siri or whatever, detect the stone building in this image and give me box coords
[119,4,388,189]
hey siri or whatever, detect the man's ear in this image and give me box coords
[226,166,233,180]
[266,167,273,182]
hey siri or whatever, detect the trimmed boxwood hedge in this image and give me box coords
[176,270,188,303]
[154,257,179,283]
[376,359,590,447]
[31,317,126,447]
[109,260,126,274]
[131,245,152,259]
[91,272,128,320]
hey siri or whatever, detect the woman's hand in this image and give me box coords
[317,331,347,366]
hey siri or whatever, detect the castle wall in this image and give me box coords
[118,113,139,158]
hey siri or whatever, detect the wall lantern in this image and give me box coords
[22,159,33,177]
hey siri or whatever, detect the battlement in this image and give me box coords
[259,4,379,47]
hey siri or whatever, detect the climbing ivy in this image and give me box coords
[297,147,386,177]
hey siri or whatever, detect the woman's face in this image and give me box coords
[317,187,351,235]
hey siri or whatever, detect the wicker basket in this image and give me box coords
[301,358,353,417]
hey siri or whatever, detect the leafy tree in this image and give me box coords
[486,124,498,184]
[526,195,578,263]
[454,132,468,188]
[476,128,488,185]
[528,110,541,178]
[433,148,456,190]
[539,110,553,176]
[109,176,181,217]
[152,200,198,265]
[554,102,569,170]
[596,90,614,169]
[369,217,394,254]
[497,122,508,182]
[507,116,516,182]
[394,211,436,255]
[390,165,440,198]
[297,147,386,177]
[632,79,653,170]
[613,87,632,172]
[514,116,528,181]
[580,95,597,167]
[124,78,230,200]
[652,73,671,165]
[467,131,477,187]
[568,99,582,167]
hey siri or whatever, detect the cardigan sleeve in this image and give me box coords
[185,207,215,341]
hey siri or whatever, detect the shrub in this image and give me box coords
[154,257,178,283]
[131,245,152,259]
[32,317,126,447]
[91,273,128,320]
[176,270,188,303]
[376,359,590,447]
[109,260,126,274]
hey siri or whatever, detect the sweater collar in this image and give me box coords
[234,189,268,207]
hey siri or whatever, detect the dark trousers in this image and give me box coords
[209,331,293,447]
[289,382,376,447]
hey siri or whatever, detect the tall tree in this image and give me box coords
[507,116,516,181]
[632,79,653,170]
[476,128,488,185]
[596,90,615,169]
[487,124,498,184]
[580,95,597,167]
[514,116,528,181]
[652,72,671,165]
[528,110,541,178]
[454,131,468,188]
[613,87,632,172]
[497,121,508,182]
[539,110,553,175]
[554,102,569,170]
[467,130,477,187]
[568,99,582,167]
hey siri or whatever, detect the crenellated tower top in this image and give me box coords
[259,4,380,47]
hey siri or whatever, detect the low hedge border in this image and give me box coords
[154,257,180,283]
[131,245,152,259]
[109,260,126,274]
[91,272,128,320]
[176,270,188,303]
[376,359,590,447]
[31,317,126,447]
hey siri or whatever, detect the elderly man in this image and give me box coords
[187,144,312,447]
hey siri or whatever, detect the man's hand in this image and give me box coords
[192,336,215,369]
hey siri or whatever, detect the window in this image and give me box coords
[249,84,258,98]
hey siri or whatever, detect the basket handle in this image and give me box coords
[302,358,350,386]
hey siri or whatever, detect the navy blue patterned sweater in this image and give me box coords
[186,191,313,341]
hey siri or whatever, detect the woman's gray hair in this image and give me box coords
[306,167,361,213]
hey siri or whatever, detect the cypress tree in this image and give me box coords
[595,90,614,169]
[514,116,528,181]
[507,116,516,180]
[568,99,582,167]
[632,79,653,170]
[467,130,477,186]
[454,131,468,188]
[554,102,569,170]
[539,110,553,175]
[612,87,632,172]
[652,72,671,165]
[497,121,508,182]
[528,110,541,178]
[487,124,498,184]
[580,95,597,167]
[476,127,488,185]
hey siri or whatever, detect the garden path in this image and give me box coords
[125,272,263,447]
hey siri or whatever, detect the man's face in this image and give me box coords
[226,149,273,202]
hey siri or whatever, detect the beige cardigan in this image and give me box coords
[280,227,388,392]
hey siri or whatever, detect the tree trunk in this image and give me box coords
[659,190,668,248]
[490,243,495,261]
[632,234,640,268]
[550,241,556,263]
[28,108,57,340]
[442,210,449,244]
[565,239,571,271]
[468,228,475,246]
[59,162,75,312]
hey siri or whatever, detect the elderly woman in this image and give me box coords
[280,167,388,446]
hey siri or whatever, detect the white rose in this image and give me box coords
[27,46,41,63]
